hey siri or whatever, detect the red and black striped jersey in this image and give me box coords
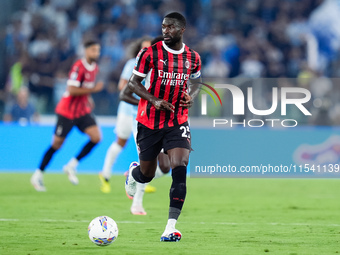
[133,41,201,130]
[55,59,98,119]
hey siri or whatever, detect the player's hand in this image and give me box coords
[93,81,104,93]
[179,92,193,109]
[152,98,175,112]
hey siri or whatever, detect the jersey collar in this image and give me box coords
[81,58,96,71]
[162,41,185,54]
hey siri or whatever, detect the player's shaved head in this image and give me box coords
[164,12,186,28]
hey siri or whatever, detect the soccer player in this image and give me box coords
[125,12,202,241]
[30,40,103,192]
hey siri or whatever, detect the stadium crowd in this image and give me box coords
[2,0,340,125]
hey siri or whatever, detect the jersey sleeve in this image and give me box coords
[132,47,152,78]
[67,62,85,87]
[190,52,201,79]
[120,59,136,80]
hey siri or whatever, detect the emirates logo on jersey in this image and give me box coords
[185,60,190,69]
[158,70,190,86]
[158,70,190,80]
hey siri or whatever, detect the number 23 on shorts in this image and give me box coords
[180,125,190,138]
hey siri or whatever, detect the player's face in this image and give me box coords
[162,18,184,47]
[85,44,101,62]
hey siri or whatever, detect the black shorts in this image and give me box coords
[54,114,97,137]
[136,122,191,161]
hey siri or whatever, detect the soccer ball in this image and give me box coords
[88,216,118,246]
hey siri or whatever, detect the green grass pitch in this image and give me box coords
[1,173,340,255]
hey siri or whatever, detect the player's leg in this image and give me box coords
[130,152,170,214]
[155,152,171,178]
[102,137,127,180]
[160,122,191,242]
[129,117,147,214]
[125,123,162,197]
[100,137,127,193]
[136,152,170,199]
[129,158,159,215]
[128,117,158,215]
[31,136,66,192]
[139,151,170,196]
[31,115,72,191]
[64,114,100,185]
[161,147,189,242]
[100,112,133,193]
[39,136,65,171]
[130,151,170,214]
[126,158,158,197]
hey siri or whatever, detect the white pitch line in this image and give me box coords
[0,219,151,224]
[0,218,339,227]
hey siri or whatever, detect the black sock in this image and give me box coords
[39,146,57,171]
[169,165,187,218]
[76,141,97,161]
[169,207,181,220]
[132,165,154,183]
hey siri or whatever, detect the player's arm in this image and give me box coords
[119,83,139,106]
[180,54,202,108]
[128,74,174,112]
[189,76,202,99]
[180,77,202,108]
[68,81,104,96]
[118,78,128,91]
[118,59,135,91]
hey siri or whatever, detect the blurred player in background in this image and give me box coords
[101,36,171,215]
[30,40,103,192]
[125,12,202,241]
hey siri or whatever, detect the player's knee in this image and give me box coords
[52,139,64,150]
[171,157,188,169]
[52,144,62,150]
[117,138,127,147]
[159,161,171,174]
[92,137,101,144]
[91,134,101,144]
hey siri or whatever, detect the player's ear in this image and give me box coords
[181,27,186,34]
